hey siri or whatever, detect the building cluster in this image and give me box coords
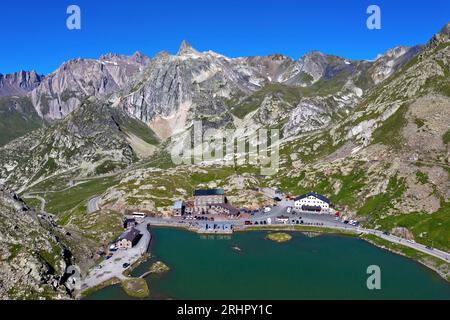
[173,188,239,217]
[109,219,142,251]
[293,192,330,213]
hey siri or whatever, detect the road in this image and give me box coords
[141,193,450,263]
[80,220,151,291]
[87,196,101,213]
[359,228,450,262]
[23,193,46,214]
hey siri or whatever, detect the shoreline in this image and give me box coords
[80,223,450,299]
[152,223,450,283]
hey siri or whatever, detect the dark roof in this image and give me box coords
[294,192,330,204]
[118,227,140,242]
[194,189,225,196]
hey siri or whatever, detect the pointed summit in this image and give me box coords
[437,21,450,38]
[177,40,199,55]
[425,21,450,51]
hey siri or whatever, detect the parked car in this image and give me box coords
[244,221,252,225]
[286,207,293,213]
[122,263,130,268]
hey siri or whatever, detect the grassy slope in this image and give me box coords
[42,176,119,215]
[0,96,44,146]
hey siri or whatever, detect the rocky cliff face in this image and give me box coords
[0,40,420,143]
[30,52,150,121]
[0,71,43,97]
[0,184,71,299]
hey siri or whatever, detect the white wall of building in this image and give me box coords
[294,195,330,212]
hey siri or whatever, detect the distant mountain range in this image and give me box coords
[0,39,422,143]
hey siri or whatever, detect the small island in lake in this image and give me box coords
[121,278,149,298]
[149,261,170,274]
[266,232,292,243]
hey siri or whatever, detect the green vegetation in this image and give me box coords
[330,168,366,208]
[44,176,118,216]
[38,250,59,272]
[94,160,126,175]
[358,174,407,216]
[266,232,292,243]
[416,171,429,184]
[80,277,121,298]
[7,244,22,262]
[371,104,408,149]
[414,118,425,128]
[228,83,301,119]
[121,278,149,298]
[371,201,450,252]
[148,261,170,274]
[24,198,42,211]
[244,225,359,237]
[443,129,450,145]
[278,171,306,195]
[37,241,63,272]
[298,72,314,85]
[113,111,159,146]
[63,208,123,242]
[0,96,44,145]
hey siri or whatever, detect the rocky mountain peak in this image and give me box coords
[0,70,44,97]
[438,21,450,38]
[177,40,199,55]
[155,50,171,60]
[425,21,450,51]
[268,53,289,61]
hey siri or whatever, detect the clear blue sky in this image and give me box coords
[1,0,449,74]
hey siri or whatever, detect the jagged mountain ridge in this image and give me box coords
[0,40,422,145]
[0,70,44,97]
[30,51,151,122]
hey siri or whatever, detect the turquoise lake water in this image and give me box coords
[86,228,450,300]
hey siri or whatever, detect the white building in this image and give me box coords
[276,216,290,224]
[294,192,331,213]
